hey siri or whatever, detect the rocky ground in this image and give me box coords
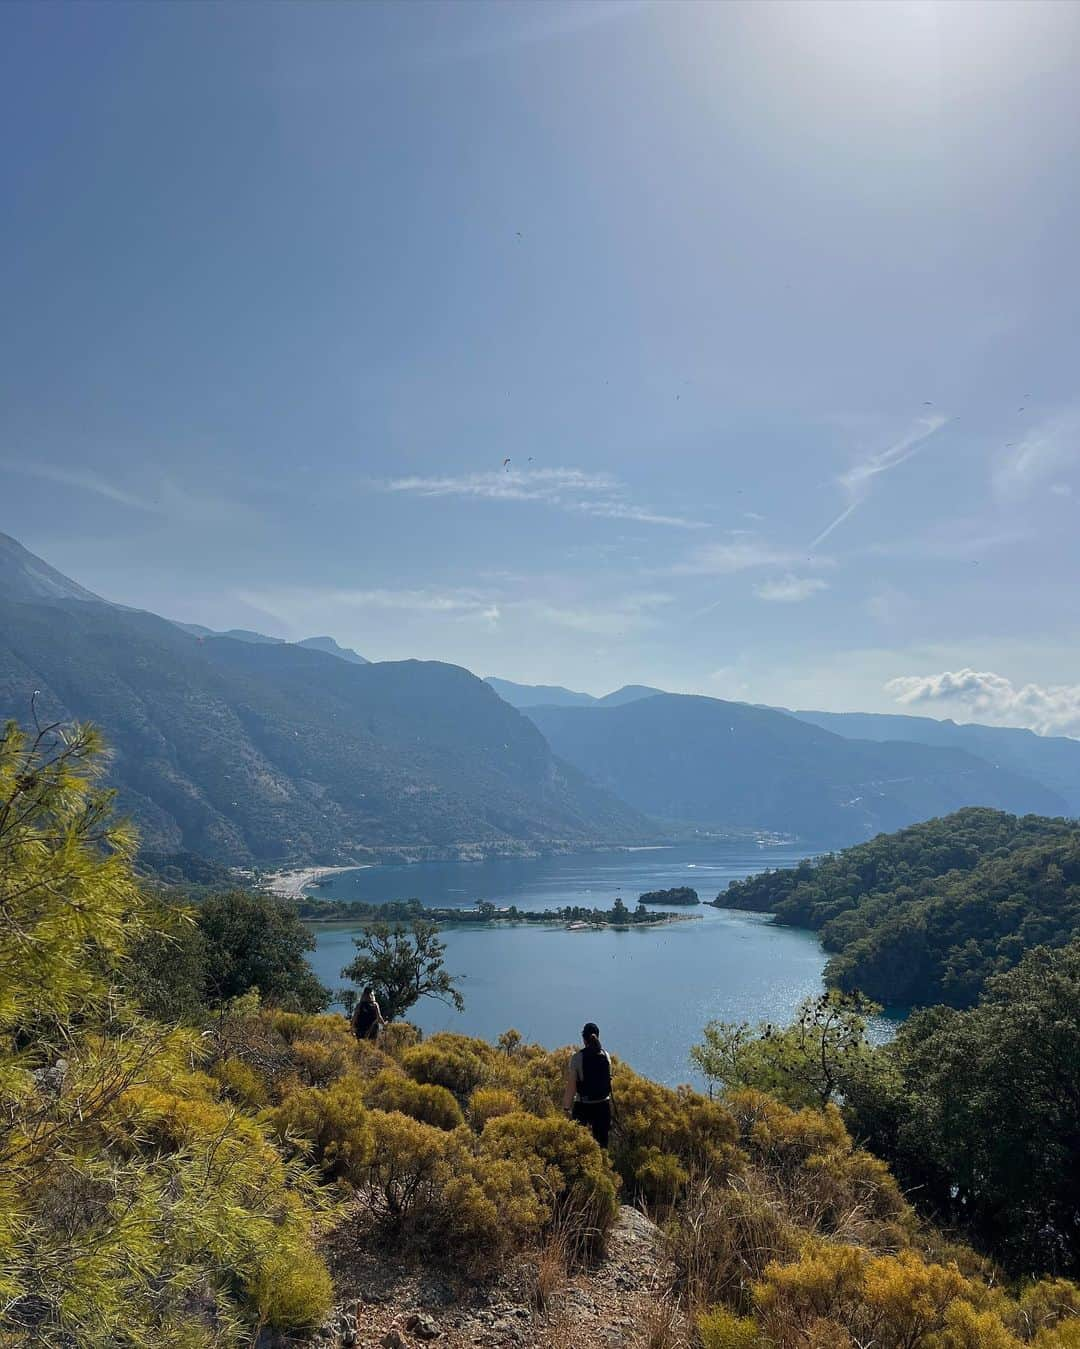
[304,1205,688,1349]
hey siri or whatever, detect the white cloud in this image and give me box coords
[380,467,704,529]
[992,410,1079,502]
[886,667,1080,737]
[672,536,825,576]
[754,574,829,603]
[811,414,947,548]
[1051,483,1073,497]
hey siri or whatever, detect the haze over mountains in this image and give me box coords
[1,531,1076,864]
[0,533,646,861]
[526,695,1068,843]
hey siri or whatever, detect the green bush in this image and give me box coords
[248,1242,334,1331]
[365,1109,448,1223]
[269,1076,374,1184]
[698,1306,768,1349]
[480,1112,619,1250]
[366,1069,464,1130]
[468,1086,520,1129]
[402,1032,493,1096]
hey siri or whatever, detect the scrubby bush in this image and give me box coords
[727,1090,909,1247]
[609,1066,740,1203]
[698,1306,768,1349]
[247,1242,334,1331]
[269,1076,374,1184]
[469,1085,522,1129]
[753,1243,1025,1349]
[402,1032,494,1096]
[378,1019,422,1057]
[366,1068,464,1130]
[481,1111,619,1251]
[365,1109,449,1224]
[212,1055,270,1108]
[668,1172,797,1313]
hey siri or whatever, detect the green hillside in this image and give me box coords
[0,596,650,862]
[719,807,1080,1005]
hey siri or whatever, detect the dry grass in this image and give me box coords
[665,1172,796,1315]
[532,1229,570,1312]
[637,1295,691,1349]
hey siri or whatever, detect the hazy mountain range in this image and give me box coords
[1,530,1076,864]
[0,532,646,861]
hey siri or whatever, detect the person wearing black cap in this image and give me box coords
[562,1021,613,1148]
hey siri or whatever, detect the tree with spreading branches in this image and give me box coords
[341,919,463,1021]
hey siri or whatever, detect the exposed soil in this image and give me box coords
[300,1205,689,1349]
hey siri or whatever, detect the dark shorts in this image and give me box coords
[572,1099,612,1148]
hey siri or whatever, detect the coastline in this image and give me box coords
[263,864,364,899]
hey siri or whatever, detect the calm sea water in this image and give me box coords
[307,844,897,1089]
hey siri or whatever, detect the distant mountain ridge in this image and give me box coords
[173,622,368,664]
[793,708,1080,815]
[0,534,647,861]
[526,693,1069,846]
[485,676,662,709]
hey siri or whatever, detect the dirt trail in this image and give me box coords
[306,1205,687,1349]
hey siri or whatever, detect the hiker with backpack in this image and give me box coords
[351,986,386,1041]
[563,1021,613,1148]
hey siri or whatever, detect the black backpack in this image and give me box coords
[579,1044,612,1101]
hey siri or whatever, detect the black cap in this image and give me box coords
[582,1021,600,1038]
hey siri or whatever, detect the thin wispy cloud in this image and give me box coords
[236,582,673,641]
[380,467,705,529]
[671,536,830,576]
[6,460,248,525]
[754,574,829,603]
[810,414,948,549]
[237,585,498,618]
[992,409,1079,502]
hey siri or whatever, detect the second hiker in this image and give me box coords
[563,1021,613,1147]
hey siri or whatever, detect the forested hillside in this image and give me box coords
[719,808,1080,1005]
[528,695,1069,846]
[0,595,648,862]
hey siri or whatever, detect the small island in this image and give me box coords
[297,895,697,929]
[638,886,700,905]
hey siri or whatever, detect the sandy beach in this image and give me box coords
[263,865,361,899]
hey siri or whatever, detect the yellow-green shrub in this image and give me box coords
[633,1146,690,1205]
[610,1066,740,1199]
[212,1056,269,1108]
[729,1090,909,1246]
[480,1111,619,1249]
[1036,1324,1080,1348]
[379,1020,421,1058]
[667,1172,797,1312]
[366,1068,464,1130]
[365,1109,448,1223]
[1016,1281,1080,1341]
[269,1075,374,1184]
[247,1241,333,1330]
[468,1086,519,1129]
[752,1243,1025,1349]
[698,1306,769,1349]
[402,1032,493,1096]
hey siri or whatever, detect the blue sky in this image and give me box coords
[3,0,1079,732]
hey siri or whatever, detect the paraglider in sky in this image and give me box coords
[502,457,511,471]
